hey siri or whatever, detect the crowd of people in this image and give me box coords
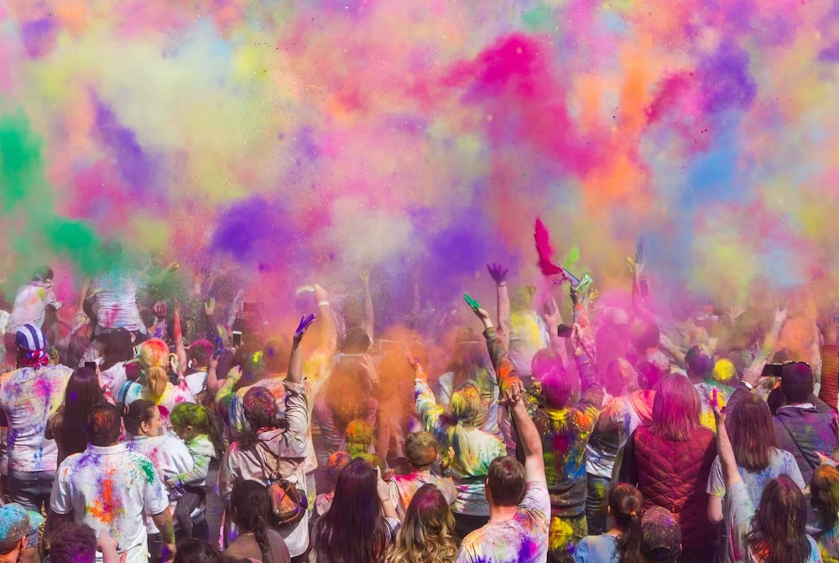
[0,247,838,563]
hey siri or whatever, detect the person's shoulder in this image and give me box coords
[520,481,551,517]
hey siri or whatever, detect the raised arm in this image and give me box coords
[314,284,338,357]
[468,299,523,403]
[713,396,742,490]
[487,264,511,350]
[361,270,374,342]
[288,314,316,385]
[410,358,448,442]
[173,301,187,379]
[510,394,545,484]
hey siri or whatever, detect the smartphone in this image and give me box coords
[232,331,243,347]
[639,278,650,298]
[84,361,98,370]
[557,324,573,338]
[762,363,784,377]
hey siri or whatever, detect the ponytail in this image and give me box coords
[231,480,274,562]
[609,483,644,563]
[145,366,168,399]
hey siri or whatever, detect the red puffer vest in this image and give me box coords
[632,424,717,548]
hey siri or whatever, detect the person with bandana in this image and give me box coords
[0,324,72,513]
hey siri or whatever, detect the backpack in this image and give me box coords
[243,439,308,527]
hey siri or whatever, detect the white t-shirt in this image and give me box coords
[7,281,62,334]
[184,371,208,397]
[100,362,128,399]
[0,364,73,473]
[51,443,169,555]
[123,382,196,430]
[93,271,146,332]
[457,482,551,563]
[126,434,194,534]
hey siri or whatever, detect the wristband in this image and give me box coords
[743,381,754,390]
[497,282,507,288]
[318,301,330,307]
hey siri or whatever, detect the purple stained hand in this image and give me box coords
[486,263,508,284]
[295,314,317,337]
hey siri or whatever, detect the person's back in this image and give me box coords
[456,396,549,563]
[51,403,171,562]
[6,268,61,335]
[622,374,717,558]
[93,267,146,333]
[772,361,839,484]
[390,432,457,517]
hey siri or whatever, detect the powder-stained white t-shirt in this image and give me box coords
[51,443,169,555]
[0,364,72,473]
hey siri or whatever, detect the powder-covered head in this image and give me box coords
[15,324,49,368]
[0,503,30,554]
[449,386,482,424]
[344,419,374,448]
[327,451,352,484]
[188,339,214,368]
[685,344,714,380]
[641,506,681,563]
[531,348,564,382]
[242,386,277,429]
[779,361,814,404]
[405,431,439,470]
[137,338,169,369]
[712,358,737,386]
[541,368,578,410]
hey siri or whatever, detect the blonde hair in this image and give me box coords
[386,485,457,563]
[449,386,481,424]
[138,339,170,399]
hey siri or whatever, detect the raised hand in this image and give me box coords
[203,296,216,316]
[361,269,370,287]
[294,314,317,341]
[313,284,328,304]
[486,263,509,285]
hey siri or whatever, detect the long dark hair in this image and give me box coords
[610,483,644,563]
[746,475,810,562]
[727,394,778,472]
[231,480,273,562]
[315,459,391,562]
[56,367,105,457]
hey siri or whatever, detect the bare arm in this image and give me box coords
[288,314,317,385]
[361,270,374,342]
[714,400,742,490]
[511,397,545,484]
[173,303,187,379]
[314,285,338,357]
[151,508,176,562]
[487,264,511,350]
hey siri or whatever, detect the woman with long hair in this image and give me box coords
[386,484,457,563]
[574,484,643,563]
[715,403,820,562]
[707,395,804,524]
[808,464,839,561]
[223,480,290,563]
[46,366,106,466]
[314,458,400,563]
[620,373,717,561]
[122,339,194,428]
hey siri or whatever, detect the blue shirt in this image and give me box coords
[574,534,618,563]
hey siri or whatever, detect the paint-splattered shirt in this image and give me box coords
[808,504,839,563]
[508,310,550,377]
[457,482,551,563]
[51,443,169,554]
[388,469,457,519]
[93,270,147,333]
[125,433,193,534]
[573,533,618,563]
[414,378,506,516]
[706,448,804,502]
[436,366,501,438]
[123,381,195,430]
[0,363,72,473]
[483,326,604,517]
[695,379,734,432]
[6,281,61,334]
